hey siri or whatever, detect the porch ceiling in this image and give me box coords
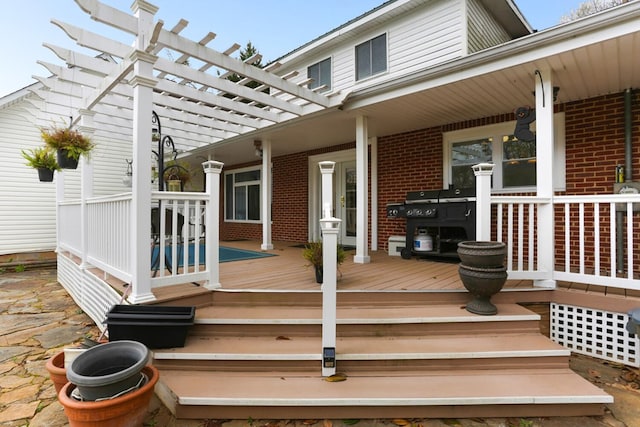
[32,0,640,167]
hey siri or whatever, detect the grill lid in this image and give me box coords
[405,187,475,204]
[405,190,440,204]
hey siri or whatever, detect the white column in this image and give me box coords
[127,1,159,303]
[534,68,556,288]
[319,161,335,218]
[370,137,378,251]
[261,140,273,250]
[472,163,494,241]
[354,116,370,263]
[78,110,95,269]
[55,169,65,254]
[203,160,224,290]
[320,217,341,377]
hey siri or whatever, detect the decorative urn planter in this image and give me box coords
[457,241,507,267]
[58,365,158,427]
[457,241,508,315]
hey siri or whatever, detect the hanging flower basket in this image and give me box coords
[40,126,94,170]
[21,147,60,181]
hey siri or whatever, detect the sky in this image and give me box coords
[0,0,588,98]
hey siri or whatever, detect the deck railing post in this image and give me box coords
[473,163,494,241]
[319,161,336,218]
[320,217,341,377]
[78,109,95,270]
[319,161,340,376]
[203,160,224,290]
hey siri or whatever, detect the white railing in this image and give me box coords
[57,191,211,290]
[86,193,133,283]
[58,201,82,257]
[150,191,210,288]
[492,194,640,291]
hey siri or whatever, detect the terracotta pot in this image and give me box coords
[457,241,506,268]
[58,365,158,427]
[45,352,67,395]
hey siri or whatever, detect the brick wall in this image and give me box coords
[222,91,640,261]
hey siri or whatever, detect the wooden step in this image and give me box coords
[152,333,570,371]
[155,368,611,420]
[152,290,611,420]
[190,302,542,338]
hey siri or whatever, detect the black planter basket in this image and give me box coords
[57,149,78,169]
[105,305,195,349]
[37,168,54,182]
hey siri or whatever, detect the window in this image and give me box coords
[308,58,331,92]
[444,113,566,192]
[225,168,261,221]
[502,135,536,187]
[356,34,387,81]
[451,138,493,188]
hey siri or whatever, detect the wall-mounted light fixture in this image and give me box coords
[122,159,133,187]
[254,140,263,158]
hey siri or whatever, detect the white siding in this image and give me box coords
[282,0,464,99]
[0,95,132,256]
[467,0,511,53]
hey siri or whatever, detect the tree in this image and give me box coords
[560,0,628,23]
[224,41,267,103]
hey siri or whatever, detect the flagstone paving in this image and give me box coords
[0,266,639,426]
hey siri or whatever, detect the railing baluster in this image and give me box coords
[594,202,600,276]
[507,204,514,270]
[627,202,634,280]
[528,203,534,271]
[517,203,524,271]
[579,203,585,275]
[610,202,616,278]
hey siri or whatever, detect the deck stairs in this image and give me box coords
[150,289,612,420]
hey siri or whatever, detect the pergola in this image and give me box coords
[31,0,347,152]
[31,0,355,302]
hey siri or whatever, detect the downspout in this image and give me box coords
[617,88,634,273]
[624,88,633,182]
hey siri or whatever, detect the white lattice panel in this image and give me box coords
[551,303,640,367]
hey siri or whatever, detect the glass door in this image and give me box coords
[338,161,357,247]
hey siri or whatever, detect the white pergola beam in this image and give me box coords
[157,29,331,107]
[75,0,138,35]
[155,57,304,115]
[51,19,131,59]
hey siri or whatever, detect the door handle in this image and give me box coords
[340,195,345,207]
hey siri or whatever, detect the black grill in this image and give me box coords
[386,187,476,259]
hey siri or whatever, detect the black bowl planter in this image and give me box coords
[37,168,54,182]
[457,241,508,315]
[57,149,79,169]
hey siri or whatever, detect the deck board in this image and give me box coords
[216,241,530,292]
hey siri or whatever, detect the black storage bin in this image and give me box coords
[105,305,195,349]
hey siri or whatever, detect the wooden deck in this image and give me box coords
[215,240,534,292]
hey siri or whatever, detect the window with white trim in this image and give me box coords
[308,58,331,92]
[356,33,387,81]
[224,167,261,222]
[443,113,566,191]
